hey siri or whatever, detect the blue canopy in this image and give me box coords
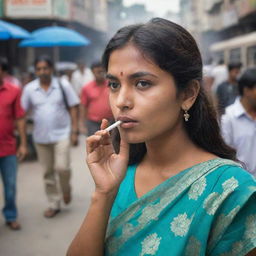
[19,26,90,47]
[0,20,31,39]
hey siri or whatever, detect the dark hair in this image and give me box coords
[90,61,103,70]
[228,62,242,72]
[102,18,237,165]
[34,55,53,68]
[0,57,9,72]
[238,68,256,96]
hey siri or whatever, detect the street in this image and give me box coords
[0,136,94,256]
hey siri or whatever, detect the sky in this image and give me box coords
[123,0,180,16]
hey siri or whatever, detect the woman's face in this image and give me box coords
[107,44,184,143]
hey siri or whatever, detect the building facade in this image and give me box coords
[180,0,256,67]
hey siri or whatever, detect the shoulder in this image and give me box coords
[23,79,38,93]
[82,81,95,90]
[222,103,237,121]
[4,82,21,93]
[210,164,256,193]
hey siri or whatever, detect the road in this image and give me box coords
[0,136,94,256]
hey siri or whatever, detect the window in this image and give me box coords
[229,48,241,63]
[247,45,256,67]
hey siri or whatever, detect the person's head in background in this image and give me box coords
[91,61,105,84]
[0,57,8,84]
[228,62,242,84]
[34,55,54,84]
[238,68,256,110]
[77,59,86,73]
[102,17,236,164]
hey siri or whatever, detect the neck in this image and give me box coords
[240,97,256,119]
[96,79,105,85]
[40,79,51,87]
[228,77,237,85]
[142,122,210,173]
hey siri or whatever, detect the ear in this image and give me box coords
[181,80,200,110]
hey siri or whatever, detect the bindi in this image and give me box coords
[120,71,124,76]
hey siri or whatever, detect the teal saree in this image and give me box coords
[105,158,256,256]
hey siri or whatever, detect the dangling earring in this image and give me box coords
[183,109,190,122]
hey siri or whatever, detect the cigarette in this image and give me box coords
[105,120,122,132]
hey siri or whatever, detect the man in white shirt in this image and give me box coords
[71,60,94,96]
[221,68,256,176]
[22,56,79,218]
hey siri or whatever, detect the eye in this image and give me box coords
[136,80,152,89]
[108,81,120,91]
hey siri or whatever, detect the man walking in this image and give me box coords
[0,59,27,230]
[221,68,256,176]
[80,61,113,136]
[22,56,79,218]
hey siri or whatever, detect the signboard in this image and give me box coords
[5,0,52,18]
[53,0,70,20]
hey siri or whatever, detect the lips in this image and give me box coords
[117,116,138,129]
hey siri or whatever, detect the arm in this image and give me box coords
[67,120,129,256]
[16,117,27,161]
[67,190,117,256]
[69,105,79,146]
[79,104,88,135]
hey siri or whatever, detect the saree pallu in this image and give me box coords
[105,158,256,256]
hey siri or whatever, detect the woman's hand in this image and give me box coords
[86,119,129,195]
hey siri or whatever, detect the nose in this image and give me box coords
[115,85,134,111]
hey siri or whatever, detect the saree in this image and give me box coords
[105,158,256,256]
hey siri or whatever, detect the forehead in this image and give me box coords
[35,60,51,68]
[108,44,161,75]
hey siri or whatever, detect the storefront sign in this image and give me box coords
[5,0,52,18]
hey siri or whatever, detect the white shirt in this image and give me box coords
[22,77,79,144]
[221,98,256,176]
[71,68,94,96]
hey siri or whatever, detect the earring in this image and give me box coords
[183,109,190,122]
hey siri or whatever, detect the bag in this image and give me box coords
[58,80,69,110]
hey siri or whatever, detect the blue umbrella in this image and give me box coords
[19,26,90,47]
[0,20,31,39]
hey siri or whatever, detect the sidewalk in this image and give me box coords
[0,136,94,256]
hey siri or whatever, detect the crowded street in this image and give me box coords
[0,136,93,256]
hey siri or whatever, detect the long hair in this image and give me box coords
[102,18,237,165]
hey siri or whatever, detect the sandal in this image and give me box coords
[6,221,21,230]
[44,208,60,218]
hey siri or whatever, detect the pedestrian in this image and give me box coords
[80,61,113,136]
[0,58,27,230]
[21,55,80,218]
[67,18,256,255]
[216,62,242,115]
[210,59,228,93]
[71,59,94,96]
[221,68,256,177]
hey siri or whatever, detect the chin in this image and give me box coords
[121,133,147,144]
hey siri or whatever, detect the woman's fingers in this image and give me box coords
[100,119,109,130]
[86,135,102,153]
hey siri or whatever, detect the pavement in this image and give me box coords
[0,136,94,256]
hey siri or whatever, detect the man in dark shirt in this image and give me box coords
[216,62,242,115]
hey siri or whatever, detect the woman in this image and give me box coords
[67,18,256,256]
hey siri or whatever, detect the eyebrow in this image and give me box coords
[106,71,158,81]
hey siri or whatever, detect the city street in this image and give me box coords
[0,136,94,256]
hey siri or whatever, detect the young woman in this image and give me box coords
[67,18,256,256]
